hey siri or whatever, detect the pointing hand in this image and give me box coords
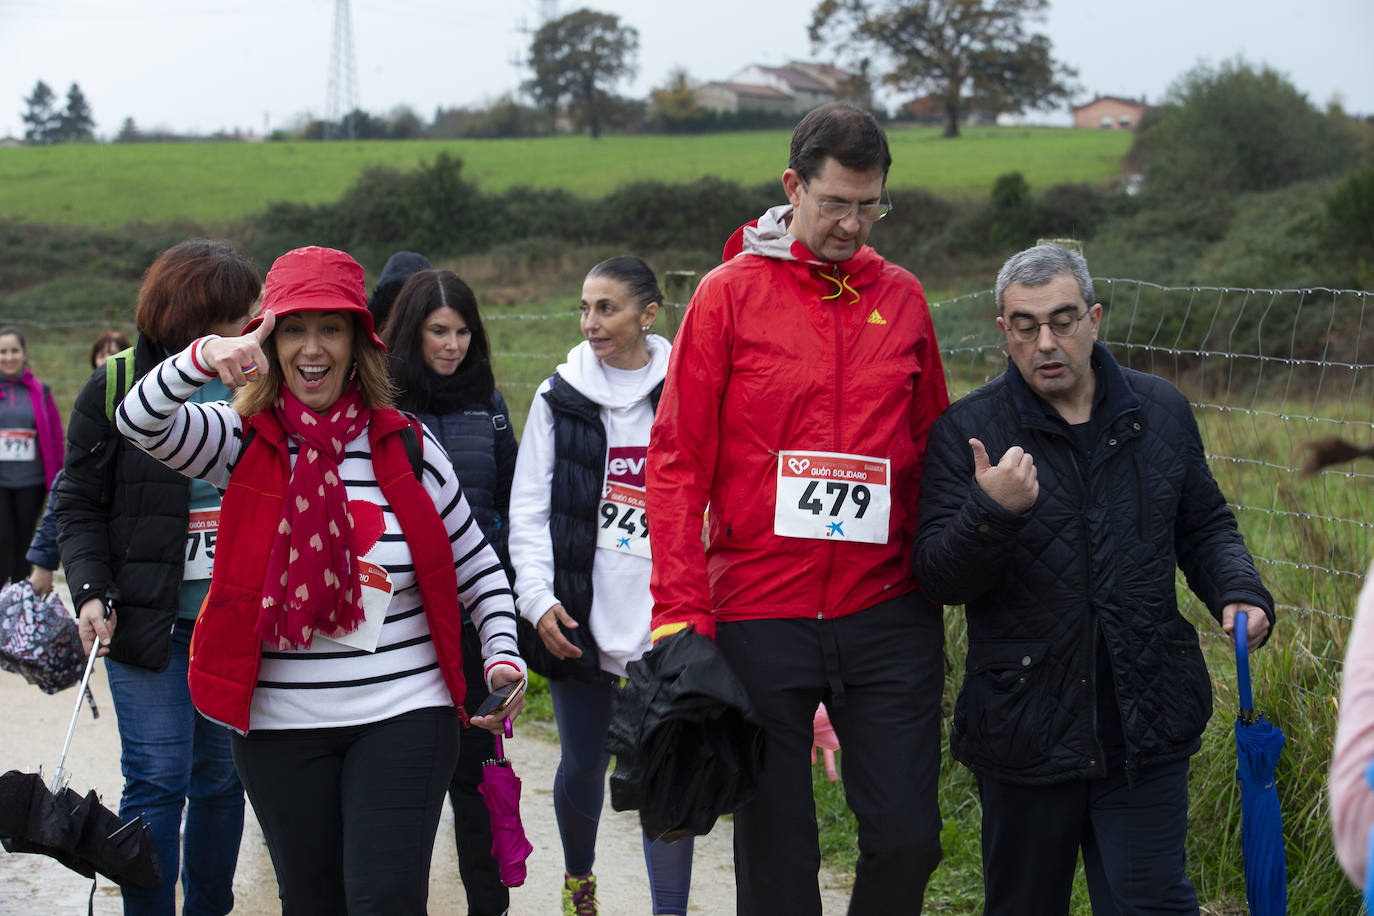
[200,309,276,389]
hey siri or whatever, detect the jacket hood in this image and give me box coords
[722,204,886,302]
[556,334,671,409]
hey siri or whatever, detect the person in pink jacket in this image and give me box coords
[0,326,63,585]
[1333,565,1374,888]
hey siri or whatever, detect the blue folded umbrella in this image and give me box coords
[1234,611,1287,916]
[1364,758,1374,910]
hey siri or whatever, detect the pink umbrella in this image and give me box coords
[810,702,840,782]
[477,718,533,887]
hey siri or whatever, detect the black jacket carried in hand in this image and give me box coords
[913,342,1273,785]
[606,627,765,842]
[55,335,193,672]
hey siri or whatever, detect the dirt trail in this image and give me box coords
[0,628,853,914]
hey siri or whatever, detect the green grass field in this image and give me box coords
[0,127,1131,228]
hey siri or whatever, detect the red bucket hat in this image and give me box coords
[245,246,386,350]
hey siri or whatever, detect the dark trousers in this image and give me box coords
[978,758,1198,915]
[230,706,459,916]
[0,483,44,583]
[716,593,945,916]
[447,624,508,916]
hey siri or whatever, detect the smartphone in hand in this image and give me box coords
[473,677,527,719]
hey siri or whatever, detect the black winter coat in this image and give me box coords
[913,343,1273,784]
[416,389,517,571]
[606,627,764,841]
[55,335,195,672]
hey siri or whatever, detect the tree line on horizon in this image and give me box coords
[14,0,1088,145]
[18,80,94,145]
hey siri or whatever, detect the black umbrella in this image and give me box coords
[606,627,765,842]
[0,639,161,891]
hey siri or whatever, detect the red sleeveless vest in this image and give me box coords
[187,407,467,733]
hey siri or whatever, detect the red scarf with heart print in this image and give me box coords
[257,384,372,650]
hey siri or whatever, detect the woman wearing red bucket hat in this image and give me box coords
[115,246,527,915]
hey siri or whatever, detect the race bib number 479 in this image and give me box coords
[774,451,891,544]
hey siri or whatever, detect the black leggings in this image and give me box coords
[447,624,507,916]
[230,706,460,916]
[0,484,44,584]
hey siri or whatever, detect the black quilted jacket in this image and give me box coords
[55,335,193,672]
[913,343,1273,785]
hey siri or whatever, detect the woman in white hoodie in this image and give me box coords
[508,256,693,916]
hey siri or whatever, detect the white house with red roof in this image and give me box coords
[695,61,861,115]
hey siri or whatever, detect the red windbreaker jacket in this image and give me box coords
[647,207,949,639]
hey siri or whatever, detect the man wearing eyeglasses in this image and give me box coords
[647,102,949,915]
[912,243,1274,914]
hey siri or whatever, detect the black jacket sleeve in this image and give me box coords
[1169,393,1275,629]
[911,404,1031,607]
[492,388,518,522]
[54,366,116,614]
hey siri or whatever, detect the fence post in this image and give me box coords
[660,270,698,341]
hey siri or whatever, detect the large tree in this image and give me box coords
[810,0,1077,138]
[20,80,59,145]
[1130,59,1363,200]
[648,68,703,130]
[55,82,95,142]
[524,8,638,139]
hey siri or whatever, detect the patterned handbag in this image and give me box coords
[0,580,90,701]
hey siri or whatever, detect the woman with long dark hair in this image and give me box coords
[382,268,519,916]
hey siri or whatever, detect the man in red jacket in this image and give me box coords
[647,102,949,915]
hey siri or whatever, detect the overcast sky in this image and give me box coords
[2,0,1370,138]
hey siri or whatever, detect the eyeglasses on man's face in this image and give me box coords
[1005,309,1088,343]
[801,180,892,223]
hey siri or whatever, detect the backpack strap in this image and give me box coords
[398,412,423,480]
[103,347,136,421]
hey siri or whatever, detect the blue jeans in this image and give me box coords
[105,617,244,916]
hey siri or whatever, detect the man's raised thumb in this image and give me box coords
[969,437,991,473]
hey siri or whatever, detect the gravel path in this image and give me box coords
[0,635,853,914]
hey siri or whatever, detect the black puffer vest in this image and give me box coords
[523,373,662,682]
[415,388,517,572]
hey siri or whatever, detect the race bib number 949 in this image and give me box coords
[774,451,891,544]
[597,482,651,559]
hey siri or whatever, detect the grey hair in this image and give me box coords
[994,244,1094,315]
